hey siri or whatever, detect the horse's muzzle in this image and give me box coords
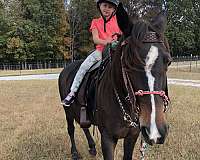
[141,124,169,145]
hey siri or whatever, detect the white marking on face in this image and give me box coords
[145,45,161,143]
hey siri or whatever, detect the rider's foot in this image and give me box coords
[61,92,75,107]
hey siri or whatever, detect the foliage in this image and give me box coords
[66,0,96,60]
[0,0,68,62]
[67,0,200,58]
[0,0,199,62]
[166,0,197,56]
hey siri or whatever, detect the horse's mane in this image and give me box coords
[117,19,170,70]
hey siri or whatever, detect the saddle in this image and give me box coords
[76,44,116,128]
[76,69,97,128]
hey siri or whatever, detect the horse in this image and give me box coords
[58,3,172,160]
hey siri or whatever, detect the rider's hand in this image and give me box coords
[104,37,115,45]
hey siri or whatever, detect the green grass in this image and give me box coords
[0,80,199,160]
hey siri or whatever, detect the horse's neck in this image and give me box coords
[110,52,125,93]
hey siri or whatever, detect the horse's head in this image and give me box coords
[116,3,172,145]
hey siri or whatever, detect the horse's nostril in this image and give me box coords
[159,124,169,137]
[145,128,150,135]
[141,126,149,136]
[157,137,165,144]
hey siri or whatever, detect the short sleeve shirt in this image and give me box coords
[89,16,121,52]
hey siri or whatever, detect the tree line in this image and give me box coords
[0,0,199,63]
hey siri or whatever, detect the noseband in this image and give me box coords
[135,90,169,112]
[114,32,170,128]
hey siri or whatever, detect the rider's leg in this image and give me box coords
[61,50,102,106]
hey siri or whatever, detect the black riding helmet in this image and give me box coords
[96,0,120,32]
[96,0,119,7]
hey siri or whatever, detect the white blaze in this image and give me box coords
[145,45,161,143]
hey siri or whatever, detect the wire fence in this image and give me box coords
[170,56,200,72]
[172,55,200,62]
[0,59,69,70]
[0,56,200,72]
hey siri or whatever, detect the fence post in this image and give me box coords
[189,54,192,72]
[45,61,47,69]
[56,59,59,68]
[196,56,198,68]
[19,62,21,75]
[176,55,179,71]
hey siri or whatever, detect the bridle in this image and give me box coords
[114,31,170,128]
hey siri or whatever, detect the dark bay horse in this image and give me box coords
[58,3,172,160]
[95,3,172,159]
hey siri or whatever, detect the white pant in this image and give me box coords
[70,50,102,93]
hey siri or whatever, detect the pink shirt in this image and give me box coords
[89,16,121,52]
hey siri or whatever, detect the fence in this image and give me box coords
[172,55,200,62]
[0,59,69,70]
[0,56,200,72]
[170,56,200,72]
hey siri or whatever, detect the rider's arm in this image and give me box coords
[91,28,113,46]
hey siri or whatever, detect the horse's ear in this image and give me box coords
[150,11,167,33]
[116,2,132,37]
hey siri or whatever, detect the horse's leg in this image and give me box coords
[123,131,140,160]
[82,128,97,156]
[65,112,80,160]
[101,129,118,160]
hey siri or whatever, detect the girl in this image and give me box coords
[61,0,121,107]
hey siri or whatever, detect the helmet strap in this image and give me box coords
[100,10,116,32]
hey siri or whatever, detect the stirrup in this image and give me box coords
[80,106,91,128]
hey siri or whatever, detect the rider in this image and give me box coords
[61,0,121,107]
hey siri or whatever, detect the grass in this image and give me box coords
[0,80,199,160]
[146,85,200,160]
[167,68,200,80]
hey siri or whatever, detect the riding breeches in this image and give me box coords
[70,50,102,93]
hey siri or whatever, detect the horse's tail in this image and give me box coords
[58,69,67,101]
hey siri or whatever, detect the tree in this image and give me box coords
[122,0,199,56]
[191,0,200,55]
[166,0,196,56]
[0,0,68,62]
[20,0,68,59]
[66,0,97,61]
[1,0,200,62]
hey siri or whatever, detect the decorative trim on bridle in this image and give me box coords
[143,32,164,43]
[121,32,164,47]
[114,32,170,127]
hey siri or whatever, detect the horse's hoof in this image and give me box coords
[72,151,81,160]
[89,148,97,156]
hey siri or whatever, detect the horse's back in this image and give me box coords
[58,60,83,100]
